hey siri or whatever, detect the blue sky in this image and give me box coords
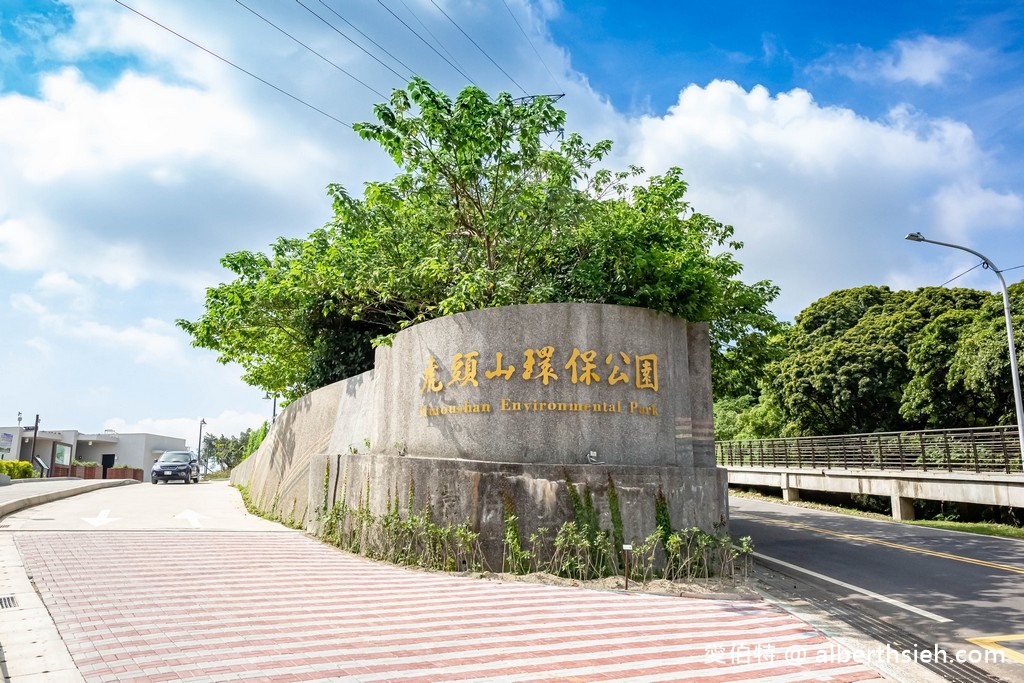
[2,0,1023,445]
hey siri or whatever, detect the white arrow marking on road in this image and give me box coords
[81,509,120,527]
[175,509,206,529]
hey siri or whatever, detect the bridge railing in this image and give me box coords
[716,425,1023,474]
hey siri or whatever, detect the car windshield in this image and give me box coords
[159,452,192,464]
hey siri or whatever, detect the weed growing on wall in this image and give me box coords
[319,485,486,572]
[310,475,753,586]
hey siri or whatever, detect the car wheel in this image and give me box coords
[152,475,159,484]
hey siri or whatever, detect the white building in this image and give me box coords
[0,425,186,477]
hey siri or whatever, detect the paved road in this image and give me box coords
[729,495,1024,677]
[0,481,894,682]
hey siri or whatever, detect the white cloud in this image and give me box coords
[624,80,1023,317]
[33,271,93,310]
[929,182,1024,240]
[11,294,188,364]
[104,409,268,447]
[0,67,263,183]
[0,217,57,271]
[815,35,975,87]
[881,36,972,86]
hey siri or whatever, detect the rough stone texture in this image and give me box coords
[313,452,729,570]
[234,304,726,548]
[233,372,374,525]
[374,303,714,467]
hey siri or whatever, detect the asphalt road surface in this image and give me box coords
[729,494,1024,679]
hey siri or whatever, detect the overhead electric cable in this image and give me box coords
[940,261,983,287]
[234,0,386,98]
[294,0,410,83]
[316,0,417,80]
[500,0,562,94]
[112,0,351,128]
[399,0,467,77]
[376,0,475,84]
[429,0,527,95]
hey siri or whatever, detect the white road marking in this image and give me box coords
[81,509,119,527]
[752,550,953,623]
[175,509,206,528]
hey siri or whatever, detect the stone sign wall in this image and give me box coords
[234,303,726,561]
[373,303,714,467]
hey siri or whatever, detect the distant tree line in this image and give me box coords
[201,422,268,472]
[715,284,1024,440]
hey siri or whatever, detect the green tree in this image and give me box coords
[201,429,257,472]
[946,282,1024,425]
[180,78,779,399]
[753,285,1001,436]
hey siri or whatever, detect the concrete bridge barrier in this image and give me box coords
[726,466,1024,520]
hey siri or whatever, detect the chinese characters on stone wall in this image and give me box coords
[421,346,659,395]
[417,346,661,418]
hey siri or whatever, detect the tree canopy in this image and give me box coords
[179,78,780,400]
[716,283,1024,440]
[200,424,266,472]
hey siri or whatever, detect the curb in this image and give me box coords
[0,479,137,520]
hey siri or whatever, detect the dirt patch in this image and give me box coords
[463,570,760,600]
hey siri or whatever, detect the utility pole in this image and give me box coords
[29,414,39,474]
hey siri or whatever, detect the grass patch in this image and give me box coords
[907,519,1024,540]
[729,487,1024,540]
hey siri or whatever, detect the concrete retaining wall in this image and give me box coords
[233,304,726,558]
[308,453,728,570]
[233,371,375,525]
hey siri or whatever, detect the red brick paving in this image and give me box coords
[15,531,885,682]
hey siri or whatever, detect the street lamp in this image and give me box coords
[264,392,277,423]
[197,418,207,473]
[905,232,1024,469]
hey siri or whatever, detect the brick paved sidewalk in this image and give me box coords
[14,530,888,683]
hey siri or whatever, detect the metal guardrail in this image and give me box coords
[716,425,1024,474]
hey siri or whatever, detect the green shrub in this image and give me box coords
[0,460,37,479]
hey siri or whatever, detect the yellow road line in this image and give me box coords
[966,634,1024,664]
[738,511,1024,575]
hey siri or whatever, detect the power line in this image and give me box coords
[234,0,387,98]
[429,0,527,95]
[398,0,468,80]
[316,0,416,82]
[941,262,1024,287]
[295,0,411,84]
[113,1,352,128]
[501,0,562,95]
[940,261,983,287]
[376,0,475,84]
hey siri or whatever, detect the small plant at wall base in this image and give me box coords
[313,481,753,585]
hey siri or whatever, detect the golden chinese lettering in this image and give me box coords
[421,356,444,394]
[564,348,601,385]
[484,351,516,380]
[635,354,658,392]
[604,352,631,385]
[522,346,558,385]
[447,352,480,387]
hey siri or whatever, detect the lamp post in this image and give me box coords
[905,232,1024,469]
[264,392,277,423]
[197,418,207,473]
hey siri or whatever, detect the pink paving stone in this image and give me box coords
[15,530,885,683]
